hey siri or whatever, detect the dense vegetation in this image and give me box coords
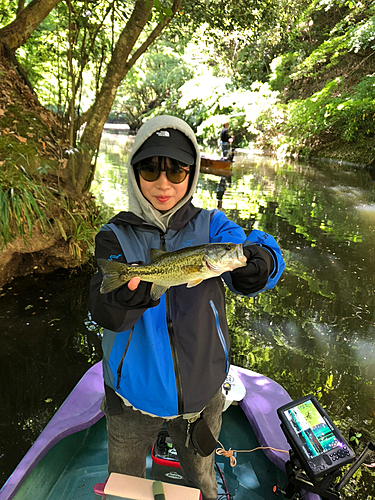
[107,0,375,166]
[0,0,374,279]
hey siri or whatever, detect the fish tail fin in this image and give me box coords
[97,258,130,294]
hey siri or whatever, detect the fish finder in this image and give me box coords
[277,394,355,480]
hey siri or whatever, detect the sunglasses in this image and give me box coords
[136,159,190,184]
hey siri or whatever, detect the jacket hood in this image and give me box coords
[127,115,201,232]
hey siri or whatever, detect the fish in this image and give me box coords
[97,242,247,300]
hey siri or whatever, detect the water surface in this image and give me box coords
[1,132,374,497]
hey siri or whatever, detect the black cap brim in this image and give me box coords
[131,128,195,165]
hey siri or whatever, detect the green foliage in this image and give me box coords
[0,164,54,248]
[268,52,297,92]
[289,12,375,82]
[59,198,110,260]
[110,44,193,129]
[15,0,179,128]
[172,68,282,149]
[346,15,375,52]
[0,158,107,259]
[281,74,375,155]
[177,74,234,130]
[0,0,17,26]
[289,35,349,81]
[350,431,363,447]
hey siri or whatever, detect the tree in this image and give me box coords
[76,0,183,194]
[0,0,290,198]
[110,44,193,130]
[0,0,183,196]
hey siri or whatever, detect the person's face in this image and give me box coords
[138,157,190,212]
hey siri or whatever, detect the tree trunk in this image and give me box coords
[73,0,152,193]
[0,0,60,51]
[74,0,183,194]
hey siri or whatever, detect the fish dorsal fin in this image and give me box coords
[150,248,167,262]
[150,284,169,300]
[186,279,204,288]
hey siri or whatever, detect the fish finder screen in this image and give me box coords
[284,400,339,459]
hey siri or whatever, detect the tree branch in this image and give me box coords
[125,0,183,72]
[0,0,60,51]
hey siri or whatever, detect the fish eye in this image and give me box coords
[225,244,232,251]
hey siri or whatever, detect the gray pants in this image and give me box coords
[101,388,225,500]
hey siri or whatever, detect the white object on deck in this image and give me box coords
[104,473,201,499]
[222,366,246,411]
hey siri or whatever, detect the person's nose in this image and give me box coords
[155,170,170,189]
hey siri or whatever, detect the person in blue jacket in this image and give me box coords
[88,115,282,500]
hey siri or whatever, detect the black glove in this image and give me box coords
[230,245,273,295]
[113,261,159,310]
[115,280,160,310]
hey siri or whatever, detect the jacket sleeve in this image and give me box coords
[87,229,147,332]
[209,210,247,244]
[209,210,274,296]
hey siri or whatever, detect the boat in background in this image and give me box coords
[0,362,320,500]
[200,149,234,177]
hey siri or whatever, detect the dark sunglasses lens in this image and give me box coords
[166,169,189,183]
[139,166,159,181]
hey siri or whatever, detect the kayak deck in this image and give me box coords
[12,405,287,500]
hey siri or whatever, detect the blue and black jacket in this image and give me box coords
[88,203,276,417]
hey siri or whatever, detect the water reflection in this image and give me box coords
[1,131,374,497]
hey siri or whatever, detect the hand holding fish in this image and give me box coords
[127,276,141,291]
[230,244,273,295]
[98,242,247,301]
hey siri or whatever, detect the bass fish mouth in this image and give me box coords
[235,245,247,263]
[205,243,247,272]
[230,243,247,264]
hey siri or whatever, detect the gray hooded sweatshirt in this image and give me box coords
[127,115,201,232]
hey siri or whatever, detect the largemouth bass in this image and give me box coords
[97,242,247,300]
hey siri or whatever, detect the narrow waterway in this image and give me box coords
[0,131,374,497]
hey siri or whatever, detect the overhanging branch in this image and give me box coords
[124,0,183,71]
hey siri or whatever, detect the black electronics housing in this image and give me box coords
[277,394,355,480]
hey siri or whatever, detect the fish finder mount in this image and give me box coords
[276,394,375,500]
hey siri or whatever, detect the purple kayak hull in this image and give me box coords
[0,362,104,500]
[0,362,320,500]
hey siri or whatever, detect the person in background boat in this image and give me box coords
[88,115,281,500]
[220,122,233,158]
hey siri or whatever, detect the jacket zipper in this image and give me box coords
[116,326,134,390]
[209,300,229,373]
[160,232,184,414]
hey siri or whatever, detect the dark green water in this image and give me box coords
[0,132,374,497]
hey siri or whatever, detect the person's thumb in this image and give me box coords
[128,277,141,291]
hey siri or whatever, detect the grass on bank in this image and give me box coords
[0,162,54,246]
[0,162,110,263]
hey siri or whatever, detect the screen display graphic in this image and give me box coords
[285,400,339,459]
[278,395,355,480]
